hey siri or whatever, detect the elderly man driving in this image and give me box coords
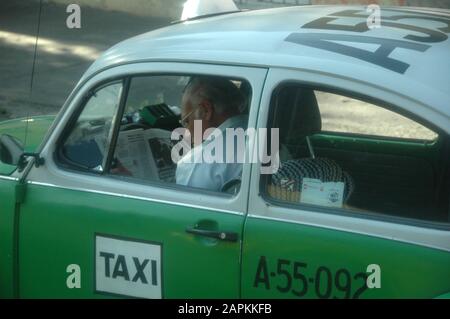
[176,76,248,191]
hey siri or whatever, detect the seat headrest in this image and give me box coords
[274,86,321,141]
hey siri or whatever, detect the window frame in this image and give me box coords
[54,71,257,198]
[25,62,266,220]
[258,79,450,231]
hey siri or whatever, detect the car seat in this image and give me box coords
[269,85,355,204]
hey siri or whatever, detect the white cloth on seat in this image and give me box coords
[271,158,355,202]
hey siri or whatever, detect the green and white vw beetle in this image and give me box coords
[0,5,449,299]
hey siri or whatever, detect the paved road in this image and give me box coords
[0,0,302,121]
[0,0,170,120]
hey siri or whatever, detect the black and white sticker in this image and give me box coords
[95,234,162,299]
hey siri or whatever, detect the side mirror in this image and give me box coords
[0,134,24,166]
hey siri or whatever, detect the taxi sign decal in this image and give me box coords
[95,234,162,299]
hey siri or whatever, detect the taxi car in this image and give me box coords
[0,5,449,299]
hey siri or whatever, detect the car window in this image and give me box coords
[263,83,449,225]
[317,91,438,141]
[61,81,123,171]
[109,75,187,183]
[108,74,252,195]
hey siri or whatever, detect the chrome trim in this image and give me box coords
[247,213,450,253]
[27,180,243,216]
[0,175,19,181]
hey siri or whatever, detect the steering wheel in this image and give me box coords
[120,122,149,131]
[221,178,241,195]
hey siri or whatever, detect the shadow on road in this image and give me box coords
[0,0,171,120]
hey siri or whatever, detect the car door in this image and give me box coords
[0,113,54,298]
[0,172,18,298]
[241,68,450,299]
[17,62,267,298]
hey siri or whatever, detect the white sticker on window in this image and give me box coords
[95,235,162,299]
[300,178,345,208]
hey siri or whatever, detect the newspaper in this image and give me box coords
[114,128,176,182]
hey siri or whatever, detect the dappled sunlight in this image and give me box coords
[0,30,101,61]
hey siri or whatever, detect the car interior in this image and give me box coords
[267,83,450,224]
[60,75,252,191]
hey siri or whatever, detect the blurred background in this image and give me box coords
[0,0,449,121]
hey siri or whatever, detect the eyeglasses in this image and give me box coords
[179,107,198,127]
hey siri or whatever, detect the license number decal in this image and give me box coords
[253,256,371,299]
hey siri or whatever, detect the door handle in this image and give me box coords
[186,226,238,242]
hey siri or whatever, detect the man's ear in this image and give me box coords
[199,99,214,121]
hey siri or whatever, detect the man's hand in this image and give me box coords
[110,159,132,176]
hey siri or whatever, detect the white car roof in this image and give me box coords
[83,5,450,115]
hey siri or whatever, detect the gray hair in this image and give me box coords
[183,76,245,115]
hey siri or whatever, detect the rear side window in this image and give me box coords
[263,83,449,225]
[317,91,438,141]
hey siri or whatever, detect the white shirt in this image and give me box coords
[176,114,248,191]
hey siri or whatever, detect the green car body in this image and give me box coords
[1,5,449,299]
[0,115,448,299]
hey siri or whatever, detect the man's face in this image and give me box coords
[181,93,207,146]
